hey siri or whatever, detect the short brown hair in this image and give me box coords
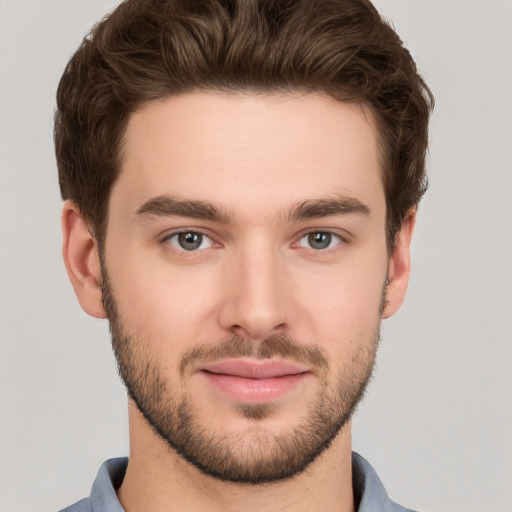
[55,0,433,251]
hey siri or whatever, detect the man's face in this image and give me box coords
[101,92,393,483]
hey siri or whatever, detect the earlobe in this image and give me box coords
[62,201,107,319]
[381,211,416,319]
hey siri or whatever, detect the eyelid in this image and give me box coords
[292,228,350,252]
[160,228,220,252]
[301,232,341,247]
[157,226,350,254]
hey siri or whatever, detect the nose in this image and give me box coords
[218,242,291,340]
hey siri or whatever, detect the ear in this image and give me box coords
[382,211,416,319]
[62,201,106,319]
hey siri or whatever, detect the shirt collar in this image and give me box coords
[87,453,414,512]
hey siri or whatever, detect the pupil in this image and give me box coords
[179,232,202,250]
[309,232,331,249]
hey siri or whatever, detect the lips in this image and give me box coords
[201,359,309,378]
[197,359,311,403]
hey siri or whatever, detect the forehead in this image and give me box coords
[113,91,384,220]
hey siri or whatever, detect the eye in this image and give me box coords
[165,231,214,251]
[298,232,342,250]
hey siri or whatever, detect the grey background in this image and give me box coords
[1,1,511,511]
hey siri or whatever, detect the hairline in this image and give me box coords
[93,87,397,254]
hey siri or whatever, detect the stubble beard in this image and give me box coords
[101,268,381,485]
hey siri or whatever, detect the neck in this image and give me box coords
[117,401,355,512]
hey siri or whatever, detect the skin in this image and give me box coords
[62,92,415,512]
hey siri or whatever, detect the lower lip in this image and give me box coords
[201,371,309,403]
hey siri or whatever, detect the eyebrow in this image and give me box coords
[135,195,234,224]
[288,196,371,221]
[135,194,371,224]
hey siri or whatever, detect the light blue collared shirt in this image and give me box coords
[59,452,417,512]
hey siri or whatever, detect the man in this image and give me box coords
[55,0,433,510]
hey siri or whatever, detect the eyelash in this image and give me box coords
[295,231,345,252]
[160,229,347,255]
[161,230,217,253]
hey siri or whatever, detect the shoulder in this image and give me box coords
[57,458,128,512]
[353,452,418,512]
[58,497,93,512]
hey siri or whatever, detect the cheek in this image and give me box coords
[105,246,222,349]
[294,254,387,346]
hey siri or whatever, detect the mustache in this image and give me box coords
[179,334,328,376]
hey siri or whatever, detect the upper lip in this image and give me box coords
[199,359,310,379]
